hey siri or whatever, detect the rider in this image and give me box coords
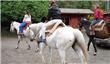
[48,1,61,20]
[19,11,31,34]
[38,1,66,43]
[89,5,104,33]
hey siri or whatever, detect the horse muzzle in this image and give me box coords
[10,29,14,32]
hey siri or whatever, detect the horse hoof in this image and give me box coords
[15,47,19,49]
[44,62,47,64]
[65,62,68,64]
[35,48,40,53]
[93,52,97,56]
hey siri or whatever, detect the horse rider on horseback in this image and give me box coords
[19,11,31,34]
[38,1,66,43]
[89,5,104,34]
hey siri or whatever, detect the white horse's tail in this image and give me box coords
[74,29,88,62]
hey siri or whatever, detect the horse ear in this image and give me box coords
[11,21,14,23]
[13,21,16,22]
[10,21,13,24]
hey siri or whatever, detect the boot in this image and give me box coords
[38,36,46,44]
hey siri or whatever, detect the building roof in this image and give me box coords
[60,8,94,14]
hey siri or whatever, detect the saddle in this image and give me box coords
[45,24,64,36]
[18,22,31,35]
[23,22,31,30]
[94,20,105,31]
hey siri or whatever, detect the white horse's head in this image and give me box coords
[10,22,15,32]
[10,21,20,33]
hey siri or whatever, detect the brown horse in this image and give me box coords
[80,19,110,56]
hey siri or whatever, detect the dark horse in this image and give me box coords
[79,19,110,55]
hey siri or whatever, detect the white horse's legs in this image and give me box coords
[58,49,66,64]
[39,42,46,64]
[16,35,31,50]
[25,38,31,50]
[74,44,87,64]
[16,35,21,49]
[35,40,40,52]
[49,47,52,64]
[35,45,40,52]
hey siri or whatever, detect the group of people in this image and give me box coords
[19,1,65,43]
[19,1,104,43]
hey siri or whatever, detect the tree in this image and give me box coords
[57,1,106,11]
[1,1,49,23]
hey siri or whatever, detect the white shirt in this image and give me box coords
[24,14,31,22]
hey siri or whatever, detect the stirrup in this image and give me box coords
[38,36,46,43]
[38,39,46,44]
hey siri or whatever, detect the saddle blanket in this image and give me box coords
[94,20,105,31]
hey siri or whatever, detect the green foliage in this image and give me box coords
[1,1,108,23]
[1,1,49,23]
[57,1,106,11]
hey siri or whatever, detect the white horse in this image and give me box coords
[10,21,35,50]
[29,23,88,64]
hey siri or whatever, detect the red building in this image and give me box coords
[60,8,94,28]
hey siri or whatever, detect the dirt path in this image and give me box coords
[1,37,110,64]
